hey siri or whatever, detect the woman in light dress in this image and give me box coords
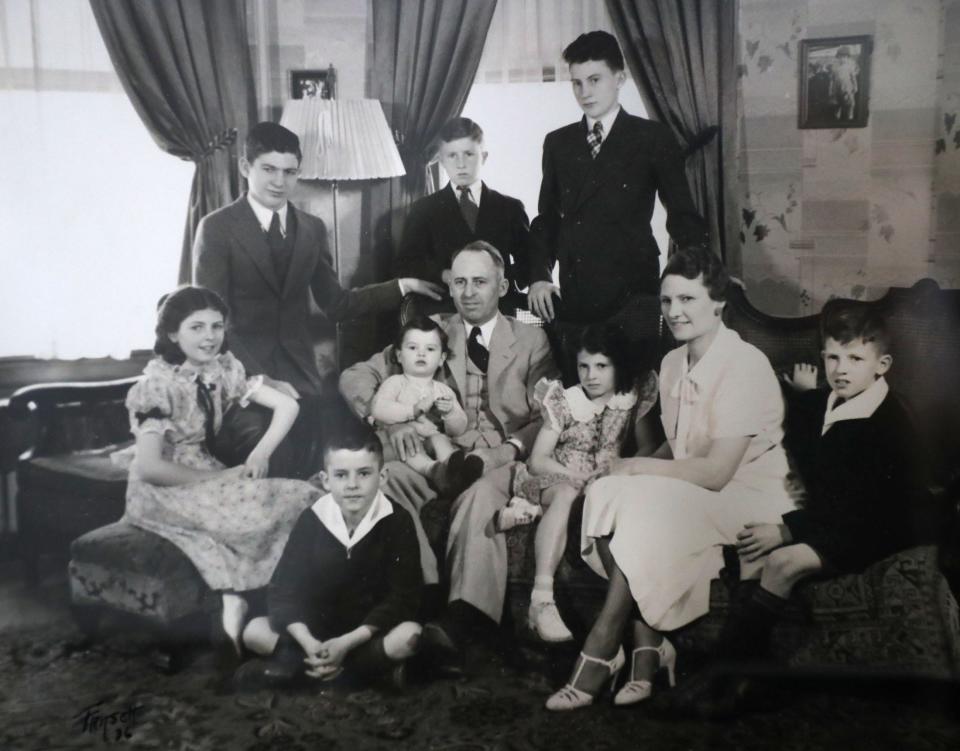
[546,247,795,711]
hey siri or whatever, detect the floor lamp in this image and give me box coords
[280,98,406,362]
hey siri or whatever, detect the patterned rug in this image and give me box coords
[3,621,959,751]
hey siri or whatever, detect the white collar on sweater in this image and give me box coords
[310,490,393,549]
[822,377,889,435]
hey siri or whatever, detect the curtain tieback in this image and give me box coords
[682,125,720,159]
[187,127,239,162]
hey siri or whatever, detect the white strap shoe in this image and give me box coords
[545,647,625,711]
[613,637,677,706]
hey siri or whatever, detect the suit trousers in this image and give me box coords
[384,460,519,623]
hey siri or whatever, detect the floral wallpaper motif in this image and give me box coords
[737,0,955,316]
[738,9,803,79]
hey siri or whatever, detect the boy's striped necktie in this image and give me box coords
[587,121,604,158]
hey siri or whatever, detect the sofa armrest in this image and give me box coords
[9,377,138,457]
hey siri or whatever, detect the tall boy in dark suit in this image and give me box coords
[194,122,441,475]
[528,31,709,377]
[394,118,530,311]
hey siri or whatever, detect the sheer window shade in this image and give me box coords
[0,0,192,359]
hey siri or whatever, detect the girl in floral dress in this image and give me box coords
[498,324,659,643]
[119,286,316,656]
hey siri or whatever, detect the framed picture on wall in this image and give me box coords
[798,35,872,129]
[290,67,337,100]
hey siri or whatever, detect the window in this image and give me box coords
[0,0,194,358]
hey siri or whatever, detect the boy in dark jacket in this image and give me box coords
[236,421,423,688]
[679,300,929,717]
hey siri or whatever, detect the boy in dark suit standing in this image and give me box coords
[194,122,441,476]
[527,31,709,378]
[394,118,530,311]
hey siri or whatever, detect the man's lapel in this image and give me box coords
[444,317,468,399]
[282,207,313,298]
[486,316,516,416]
[228,197,281,294]
[442,183,473,235]
[572,109,630,211]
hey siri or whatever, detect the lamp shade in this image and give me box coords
[279,98,406,181]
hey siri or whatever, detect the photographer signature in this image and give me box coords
[73,699,145,743]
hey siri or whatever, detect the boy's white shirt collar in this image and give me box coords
[587,105,621,138]
[247,193,289,235]
[822,376,889,435]
[462,313,499,347]
[448,180,482,207]
[310,490,393,549]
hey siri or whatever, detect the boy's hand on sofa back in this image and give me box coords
[783,363,818,392]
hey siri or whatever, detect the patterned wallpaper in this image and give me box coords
[737,0,960,315]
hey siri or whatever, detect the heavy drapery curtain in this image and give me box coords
[363,0,497,284]
[89,0,257,282]
[605,0,739,268]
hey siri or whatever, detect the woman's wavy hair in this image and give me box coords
[660,246,730,302]
[153,285,230,365]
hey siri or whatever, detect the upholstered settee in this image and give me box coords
[499,280,960,680]
[9,377,211,648]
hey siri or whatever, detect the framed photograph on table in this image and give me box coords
[798,35,872,129]
[290,67,337,100]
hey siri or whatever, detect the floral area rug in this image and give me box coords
[2,622,959,751]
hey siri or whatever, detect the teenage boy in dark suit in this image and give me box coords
[528,31,709,379]
[194,122,441,476]
[394,117,530,311]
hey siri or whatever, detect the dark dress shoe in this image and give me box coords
[418,622,465,678]
[233,657,301,692]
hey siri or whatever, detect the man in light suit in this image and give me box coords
[394,117,530,311]
[340,241,558,665]
[194,122,440,476]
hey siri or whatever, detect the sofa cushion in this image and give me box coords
[69,521,207,625]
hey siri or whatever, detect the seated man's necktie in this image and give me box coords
[468,326,489,373]
[587,120,604,159]
[458,185,479,233]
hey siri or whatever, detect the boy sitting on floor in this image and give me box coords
[235,419,423,689]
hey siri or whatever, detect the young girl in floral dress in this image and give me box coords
[118,286,316,657]
[499,324,659,643]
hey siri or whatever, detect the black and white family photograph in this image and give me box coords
[1,1,959,750]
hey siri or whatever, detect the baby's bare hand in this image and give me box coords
[434,395,454,414]
[415,395,435,415]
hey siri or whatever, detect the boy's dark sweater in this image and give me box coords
[782,386,929,572]
[268,498,423,638]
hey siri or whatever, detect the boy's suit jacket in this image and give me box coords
[530,109,709,324]
[782,387,928,572]
[193,195,401,397]
[395,183,531,293]
[339,313,557,451]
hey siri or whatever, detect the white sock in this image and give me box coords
[531,576,554,605]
